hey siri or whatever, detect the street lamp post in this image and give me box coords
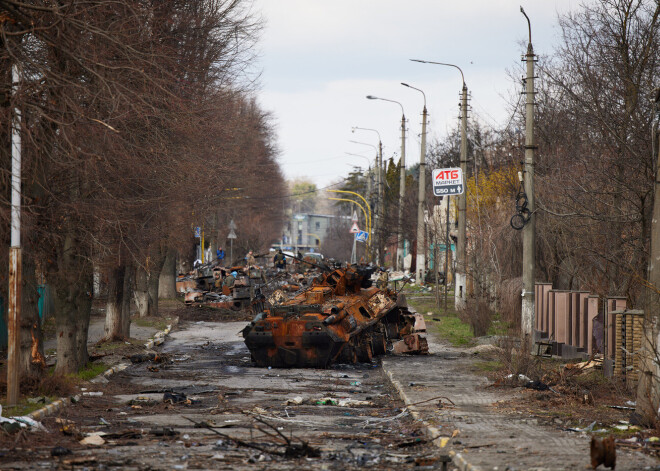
[366,95,406,271]
[351,128,383,264]
[401,83,427,285]
[411,59,467,308]
[520,7,536,348]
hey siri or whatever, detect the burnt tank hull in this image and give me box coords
[243,266,427,368]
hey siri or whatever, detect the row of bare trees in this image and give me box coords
[0,0,285,379]
[418,0,659,333]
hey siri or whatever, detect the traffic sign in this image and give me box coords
[227,229,237,239]
[349,222,360,233]
[355,231,368,242]
[432,167,464,196]
[194,226,201,238]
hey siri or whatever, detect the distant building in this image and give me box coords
[275,213,338,253]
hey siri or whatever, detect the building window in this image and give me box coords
[315,222,320,230]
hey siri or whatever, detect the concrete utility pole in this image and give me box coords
[402,83,428,284]
[521,7,536,349]
[366,95,406,270]
[635,88,660,420]
[410,59,467,306]
[456,82,468,309]
[7,64,21,406]
[397,112,406,271]
[351,128,382,264]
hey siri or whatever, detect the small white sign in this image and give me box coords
[352,210,358,222]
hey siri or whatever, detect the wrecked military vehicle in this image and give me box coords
[243,264,428,368]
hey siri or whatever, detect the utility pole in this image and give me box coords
[377,140,383,265]
[521,7,536,349]
[455,83,468,309]
[397,113,406,271]
[409,60,466,303]
[416,103,428,284]
[7,64,21,406]
[635,89,660,420]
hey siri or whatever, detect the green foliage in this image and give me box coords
[406,291,475,347]
[76,362,109,381]
[291,180,317,213]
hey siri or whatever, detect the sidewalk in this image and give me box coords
[382,329,658,471]
[43,314,160,354]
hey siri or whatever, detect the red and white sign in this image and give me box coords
[349,222,360,233]
[432,167,464,196]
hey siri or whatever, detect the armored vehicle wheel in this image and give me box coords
[356,337,373,363]
[371,332,387,356]
[338,344,357,364]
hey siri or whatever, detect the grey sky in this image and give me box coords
[254,1,580,187]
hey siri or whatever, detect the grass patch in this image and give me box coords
[75,362,109,381]
[436,316,473,346]
[3,399,56,417]
[473,360,503,372]
[406,291,475,347]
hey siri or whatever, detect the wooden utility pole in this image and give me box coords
[521,7,536,349]
[7,64,22,405]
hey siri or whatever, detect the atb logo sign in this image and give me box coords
[432,168,464,196]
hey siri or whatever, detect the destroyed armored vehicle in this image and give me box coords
[243,265,427,368]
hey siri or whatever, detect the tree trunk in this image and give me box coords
[158,247,177,299]
[52,234,93,375]
[122,263,134,335]
[104,264,130,340]
[19,252,45,376]
[134,264,150,318]
[147,247,167,317]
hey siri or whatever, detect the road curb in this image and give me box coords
[27,397,68,421]
[384,367,482,471]
[144,317,178,350]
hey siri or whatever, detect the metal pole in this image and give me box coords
[455,84,468,309]
[397,113,406,271]
[416,105,427,284]
[521,7,536,348]
[8,64,21,405]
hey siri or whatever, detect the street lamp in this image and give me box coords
[401,82,428,286]
[352,127,384,264]
[366,95,407,271]
[411,59,468,308]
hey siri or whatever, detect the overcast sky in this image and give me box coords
[253,0,581,188]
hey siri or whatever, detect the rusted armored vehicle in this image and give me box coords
[243,265,427,368]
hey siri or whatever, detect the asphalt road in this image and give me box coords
[2,319,443,470]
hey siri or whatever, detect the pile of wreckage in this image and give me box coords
[177,253,429,367]
[175,253,327,312]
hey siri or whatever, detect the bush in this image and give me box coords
[461,297,493,337]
